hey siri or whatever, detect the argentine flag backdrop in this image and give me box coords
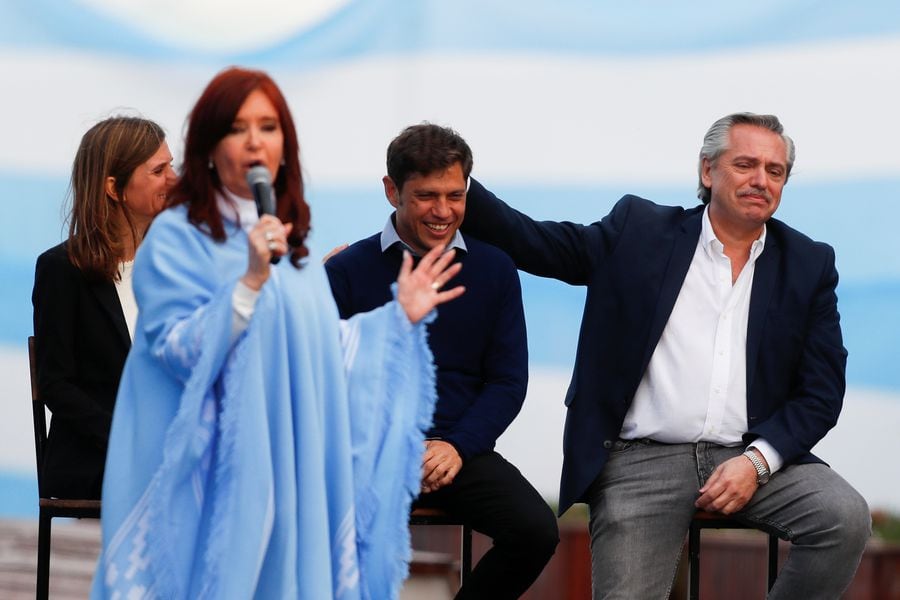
[1,0,898,516]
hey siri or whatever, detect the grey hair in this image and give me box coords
[696,112,795,204]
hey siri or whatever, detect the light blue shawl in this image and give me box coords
[91,205,435,599]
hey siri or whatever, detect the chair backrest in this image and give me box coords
[28,335,48,495]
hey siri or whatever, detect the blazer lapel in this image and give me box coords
[746,235,780,395]
[640,210,703,372]
[90,281,131,349]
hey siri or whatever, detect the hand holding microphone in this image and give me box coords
[247,165,282,265]
[241,166,292,291]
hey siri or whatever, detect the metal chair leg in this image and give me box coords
[36,510,51,600]
[767,534,778,591]
[460,523,472,586]
[688,517,779,599]
[688,521,701,600]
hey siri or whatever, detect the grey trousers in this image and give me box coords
[587,440,871,599]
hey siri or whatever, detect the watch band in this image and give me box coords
[743,450,770,485]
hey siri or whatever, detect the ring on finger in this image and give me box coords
[267,241,277,251]
[264,230,274,241]
[431,280,441,290]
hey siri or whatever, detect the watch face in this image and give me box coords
[758,472,771,485]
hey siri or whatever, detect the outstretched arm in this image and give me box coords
[463,179,630,285]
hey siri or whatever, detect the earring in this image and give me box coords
[280,157,286,166]
[208,158,214,170]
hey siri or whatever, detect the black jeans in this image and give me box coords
[413,451,559,599]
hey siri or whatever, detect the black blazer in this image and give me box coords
[32,242,131,499]
[462,180,847,514]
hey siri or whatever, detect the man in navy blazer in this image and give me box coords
[461,113,870,598]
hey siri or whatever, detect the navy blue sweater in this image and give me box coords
[325,232,528,460]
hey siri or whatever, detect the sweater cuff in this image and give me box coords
[430,436,467,463]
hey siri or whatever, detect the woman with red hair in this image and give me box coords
[92,67,463,600]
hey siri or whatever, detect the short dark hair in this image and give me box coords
[386,123,473,191]
[697,112,795,204]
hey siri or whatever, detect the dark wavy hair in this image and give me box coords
[170,66,310,266]
[67,116,166,282]
[386,123,473,191]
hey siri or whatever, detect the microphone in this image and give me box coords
[246,165,280,264]
[247,164,276,217]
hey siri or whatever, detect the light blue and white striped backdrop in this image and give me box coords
[1,0,898,516]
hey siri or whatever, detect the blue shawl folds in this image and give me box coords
[91,205,436,599]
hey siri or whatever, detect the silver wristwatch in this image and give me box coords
[743,450,770,485]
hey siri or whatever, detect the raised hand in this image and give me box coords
[396,245,465,324]
[242,215,293,291]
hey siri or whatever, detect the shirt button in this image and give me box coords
[603,440,613,449]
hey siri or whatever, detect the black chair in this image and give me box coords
[28,336,102,600]
[688,510,779,599]
[409,507,473,587]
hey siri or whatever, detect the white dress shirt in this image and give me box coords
[620,206,783,473]
[115,260,137,341]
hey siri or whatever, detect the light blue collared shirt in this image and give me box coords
[379,214,467,255]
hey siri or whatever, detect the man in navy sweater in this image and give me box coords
[326,124,558,599]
